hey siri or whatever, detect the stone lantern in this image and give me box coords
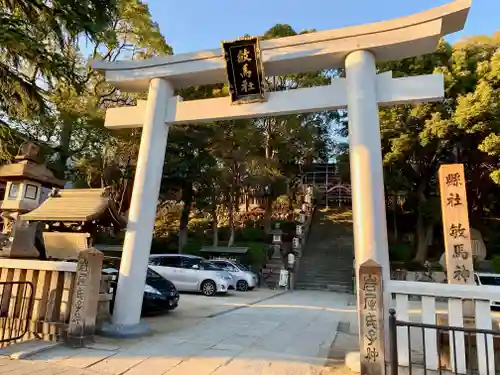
[297,209,306,225]
[305,185,313,205]
[0,142,65,234]
[270,223,283,259]
[292,236,301,257]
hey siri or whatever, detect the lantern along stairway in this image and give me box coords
[295,209,354,293]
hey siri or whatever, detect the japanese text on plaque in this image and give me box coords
[222,37,265,104]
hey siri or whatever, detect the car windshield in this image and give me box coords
[200,261,224,271]
[479,275,500,286]
[236,263,249,271]
[147,267,163,280]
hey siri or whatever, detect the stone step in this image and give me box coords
[297,278,352,285]
[301,252,353,256]
[296,208,355,294]
[298,272,353,278]
[299,260,353,265]
[295,283,353,293]
[295,282,353,289]
[298,267,353,271]
[297,274,353,280]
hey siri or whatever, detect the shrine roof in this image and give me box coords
[21,188,127,227]
[91,0,471,92]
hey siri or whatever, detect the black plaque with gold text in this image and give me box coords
[221,37,266,105]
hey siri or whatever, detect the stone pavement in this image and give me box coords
[20,291,357,375]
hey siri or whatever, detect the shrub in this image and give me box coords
[271,219,295,234]
[237,227,266,242]
[183,239,203,256]
[492,255,500,274]
[389,243,412,262]
[239,242,267,269]
[150,236,177,254]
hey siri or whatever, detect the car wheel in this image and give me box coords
[236,280,248,291]
[201,280,217,296]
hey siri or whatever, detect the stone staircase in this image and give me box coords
[295,209,354,293]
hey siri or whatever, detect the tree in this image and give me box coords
[357,34,500,263]
[14,0,172,182]
[162,123,218,251]
[161,24,336,252]
[0,0,118,120]
[256,24,334,232]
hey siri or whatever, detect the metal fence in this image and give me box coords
[0,281,34,344]
[389,308,500,375]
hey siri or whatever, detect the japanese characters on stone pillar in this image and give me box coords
[438,164,474,285]
[359,259,385,375]
[67,248,104,347]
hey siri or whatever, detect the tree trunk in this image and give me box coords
[235,186,241,213]
[178,184,193,253]
[414,221,434,264]
[413,183,430,264]
[55,121,73,180]
[212,209,219,247]
[245,191,249,212]
[392,193,398,242]
[264,118,272,160]
[264,196,273,234]
[414,215,427,263]
[211,192,219,247]
[228,189,235,247]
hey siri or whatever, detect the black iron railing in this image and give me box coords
[389,308,500,375]
[0,281,34,344]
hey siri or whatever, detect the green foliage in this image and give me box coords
[492,255,500,274]
[0,0,118,120]
[334,33,500,262]
[389,243,412,262]
[241,242,268,268]
[182,239,204,256]
[236,227,266,242]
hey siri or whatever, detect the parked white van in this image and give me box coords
[148,254,235,296]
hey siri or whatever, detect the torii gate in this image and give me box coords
[92,0,471,335]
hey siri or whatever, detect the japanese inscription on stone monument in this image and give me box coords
[438,164,473,285]
[358,259,385,375]
[71,257,89,327]
[67,248,104,347]
[221,37,266,105]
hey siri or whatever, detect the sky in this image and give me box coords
[144,0,498,54]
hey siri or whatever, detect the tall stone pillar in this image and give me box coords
[345,50,391,348]
[106,78,173,335]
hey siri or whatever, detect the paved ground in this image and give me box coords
[143,288,287,336]
[10,290,357,375]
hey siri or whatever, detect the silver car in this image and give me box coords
[211,259,258,291]
[148,254,235,296]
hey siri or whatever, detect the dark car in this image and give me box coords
[105,266,180,316]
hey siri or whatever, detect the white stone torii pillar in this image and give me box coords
[92,0,471,336]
